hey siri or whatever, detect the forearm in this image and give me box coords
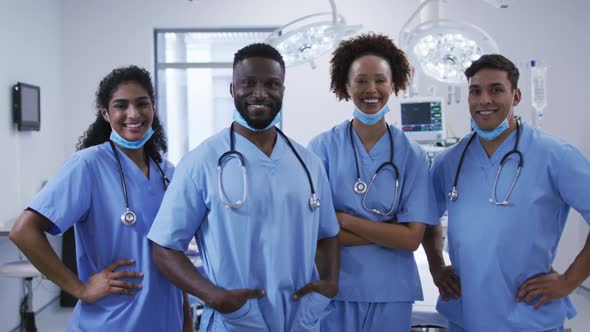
[562,232,590,289]
[338,229,372,246]
[182,291,193,331]
[315,236,339,284]
[151,242,222,304]
[9,210,84,298]
[422,225,447,270]
[342,215,424,250]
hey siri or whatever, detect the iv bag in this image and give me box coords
[531,61,547,111]
[530,60,547,129]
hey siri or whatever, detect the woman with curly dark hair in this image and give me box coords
[308,33,439,331]
[10,66,191,331]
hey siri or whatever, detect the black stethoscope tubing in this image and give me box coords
[349,120,401,216]
[109,141,170,225]
[448,120,523,203]
[218,122,320,209]
[349,120,399,192]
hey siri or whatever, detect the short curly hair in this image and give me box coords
[330,33,411,101]
[76,65,167,163]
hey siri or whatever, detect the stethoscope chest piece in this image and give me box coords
[353,180,367,194]
[121,208,137,226]
[448,187,459,201]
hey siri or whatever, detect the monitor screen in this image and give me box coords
[13,82,41,131]
[399,98,445,143]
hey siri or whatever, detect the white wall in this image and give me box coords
[60,0,590,281]
[1,0,589,327]
[0,0,65,330]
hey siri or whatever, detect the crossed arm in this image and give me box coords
[336,212,425,251]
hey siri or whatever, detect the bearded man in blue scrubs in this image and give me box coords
[423,54,590,332]
[148,43,340,331]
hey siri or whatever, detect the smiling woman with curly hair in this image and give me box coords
[308,33,439,331]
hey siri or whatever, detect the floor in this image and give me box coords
[30,287,589,332]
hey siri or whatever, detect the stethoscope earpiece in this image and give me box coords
[218,123,320,210]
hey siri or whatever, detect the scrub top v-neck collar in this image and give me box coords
[349,124,392,162]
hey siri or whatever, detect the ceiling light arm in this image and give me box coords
[329,0,338,24]
[399,0,440,49]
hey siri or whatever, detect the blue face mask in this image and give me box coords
[471,117,510,141]
[352,104,391,125]
[232,109,282,132]
[110,127,155,150]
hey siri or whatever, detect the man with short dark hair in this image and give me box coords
[423,54,590,331]
[147,43,340,331]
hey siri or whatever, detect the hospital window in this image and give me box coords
[154,28,276,165]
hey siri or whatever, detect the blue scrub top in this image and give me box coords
[431,123,587,331]
[148,128,340,332]
[308,120,439,302]
[28,141,183,332]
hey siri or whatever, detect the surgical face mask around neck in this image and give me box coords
[106,113,155,150]
[471,113,511,141]
[232,109,282,132]
[352,104,391,125]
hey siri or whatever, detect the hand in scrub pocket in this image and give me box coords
[212,288,267,331]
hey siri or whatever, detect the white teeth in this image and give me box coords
[363,99,379,104]
[125,123,142,128]
[479,111,495,115]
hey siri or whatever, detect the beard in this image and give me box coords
[234,101,282,130]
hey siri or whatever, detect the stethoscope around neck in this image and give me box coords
[109,141,170,225]
[448,120,523,206]
[217,122,320,210]
[349,120,400,216]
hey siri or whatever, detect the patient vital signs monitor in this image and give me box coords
[399,97,446,144]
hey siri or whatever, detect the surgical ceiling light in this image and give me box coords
[265,0,361,69]
[399,0,500,85]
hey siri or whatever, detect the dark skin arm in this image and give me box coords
[182,291,193,332]
[151,242,264,314]
[338,212,424,251]
[517,232,590,310]
[422,225,461,300]
[9,210,143,302]
[293,236,339,299]
[338,229,371,246]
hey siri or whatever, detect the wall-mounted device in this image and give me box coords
[13,82,41,131]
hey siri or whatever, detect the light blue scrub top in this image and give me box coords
[308,120,439,302]
[28,141,182,332]
[431,123,587,331]
[148,128,340,332]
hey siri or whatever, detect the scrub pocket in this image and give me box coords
[291,292,334,332]
[507,297,575,330]
[220,299,267,331]
[436,296,464,328]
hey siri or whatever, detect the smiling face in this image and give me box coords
[101,81,154,142]
[468,68,521,131]
[230,57,285,130]
[347,55,394,114]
